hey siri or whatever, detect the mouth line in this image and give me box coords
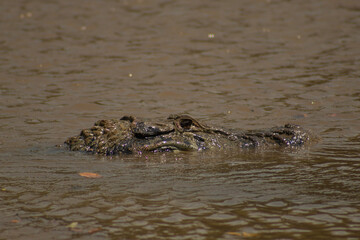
[141,140,195,152]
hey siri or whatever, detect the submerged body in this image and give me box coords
[65,115,313,155]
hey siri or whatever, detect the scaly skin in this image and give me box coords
[65,115,314,155]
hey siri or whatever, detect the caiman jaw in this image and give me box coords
[140,139,197,152]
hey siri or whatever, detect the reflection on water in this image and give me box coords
[1,0,360,239]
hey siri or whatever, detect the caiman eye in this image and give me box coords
[172,115,206,133]
[180,119,193,130]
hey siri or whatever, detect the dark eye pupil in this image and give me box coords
[180,119,193,129]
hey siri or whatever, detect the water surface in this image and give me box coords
[1,0,360,239]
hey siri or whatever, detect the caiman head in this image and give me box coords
[65,115,226,155]
[119,114,230,153]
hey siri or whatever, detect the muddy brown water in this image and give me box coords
[1,0,360,239]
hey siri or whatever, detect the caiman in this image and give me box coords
[64,114,314,155]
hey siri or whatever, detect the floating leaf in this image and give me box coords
[243,232,257,237]
[88,227,102,234]
[79,172,102,178]
[226,232,257,237]
[227,232,243,236]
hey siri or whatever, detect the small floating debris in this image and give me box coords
[79,172,102,178]
[20,12,32,19]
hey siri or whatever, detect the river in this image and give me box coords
[1,0,360,239]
